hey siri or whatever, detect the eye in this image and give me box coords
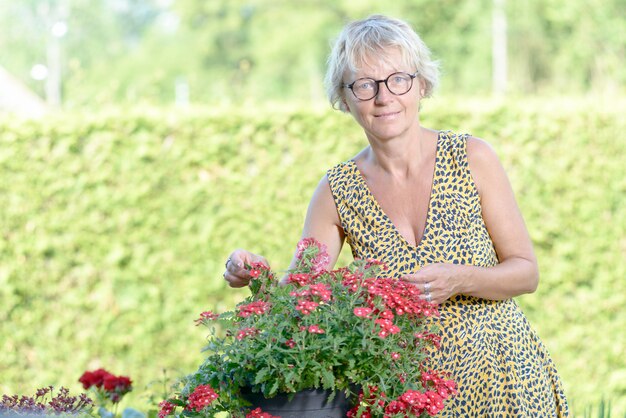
[354,79,375,90]
[391,75,409,84]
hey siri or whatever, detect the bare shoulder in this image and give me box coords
[465,136,508,195]
[309,174,341,225]
[466,135,500,164]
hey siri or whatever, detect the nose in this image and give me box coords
[374,81,394,104]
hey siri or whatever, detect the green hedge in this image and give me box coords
[1,99,624,416]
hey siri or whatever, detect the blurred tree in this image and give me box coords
[1,0,624,107]
[508,0,626,94]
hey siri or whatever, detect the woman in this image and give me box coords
[223,15,569,417]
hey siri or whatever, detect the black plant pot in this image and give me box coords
[240,388,351,417]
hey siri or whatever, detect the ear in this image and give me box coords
[342,99,350,112]
[419,79,426,97]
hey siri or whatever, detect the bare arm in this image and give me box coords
[403,136,538,302]
[280,175,345,283]
[224,175,344,287]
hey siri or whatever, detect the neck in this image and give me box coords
[364,123,428,177]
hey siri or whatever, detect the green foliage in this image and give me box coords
[0,99,624,416]
[1,0,625,106]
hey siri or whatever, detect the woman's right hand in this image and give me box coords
[223,249,270,288]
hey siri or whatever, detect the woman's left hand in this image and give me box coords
[401,263,462,304]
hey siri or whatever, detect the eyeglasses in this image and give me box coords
[343,71,418,101]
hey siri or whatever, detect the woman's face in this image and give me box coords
[342,48,422,142]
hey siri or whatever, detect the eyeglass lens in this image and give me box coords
[351,72,414,100]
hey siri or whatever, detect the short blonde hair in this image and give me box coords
[325,15,440,111]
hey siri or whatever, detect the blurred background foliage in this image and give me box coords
[1,0,625,417]
[1,0,625,108]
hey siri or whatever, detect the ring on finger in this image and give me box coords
[424,282,431,293]
[425,292,432,302]
[225,258,231,269]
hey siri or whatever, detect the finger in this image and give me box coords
[227,251,249,274]
[418,292,438,304]
[223,270,250,288]
[248,253,269,268]
[400,274,429,285]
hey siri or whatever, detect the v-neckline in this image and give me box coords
[350,131,442,251]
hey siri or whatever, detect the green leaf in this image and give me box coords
[321,368,335,389]
[254,367,270,385]
[268,380,279,397]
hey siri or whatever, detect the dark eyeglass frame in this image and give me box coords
[343,71,419,101]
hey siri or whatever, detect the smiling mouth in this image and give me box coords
[374,111,400,118]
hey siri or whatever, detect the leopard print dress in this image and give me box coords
[327,131,570,417]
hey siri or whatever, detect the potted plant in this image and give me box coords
[160,238,456,418]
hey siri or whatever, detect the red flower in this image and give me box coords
[194,310,219,326]
[237,301,270,318]
[245,407,280,418]
[247,262,272,279]
[309,283,332,301]
[384,399,408,414]
[158,401,175,418]
[186,385,218,412]
[285,339,296,348]
[353,307,373,317]
[295,237,330,274]
[236,327,260,340]
[347,406,372,418]
[103,375,132,393]
[287,273,313,286]
[78,368,112,389]
[295,299,319,315]
[307,325,325,334]
[79,369,132,404]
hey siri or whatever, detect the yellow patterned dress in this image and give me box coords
[326,131,570,417]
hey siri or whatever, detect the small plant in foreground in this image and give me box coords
[0,386,93,416]
[79,369,138,418]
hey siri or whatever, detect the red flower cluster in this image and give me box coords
[295,299,319,315]
[157,400,175,418]
[78,369,132,404]
[348,377,455,418]
[353,307,373,317]
[347,386,386,418]
[292,282,331,315]
[363,278,437,317]
[295,237,330,274]
[374,317,401,338]
[341,270,363,292]
[236,327,260,340]
[364,258,389,271]
[245,407,280,418]
[78,369,111,390]
[308,283,332,301]
[307,324,325,334]
[237,301,270,318]
[415,331,442,350]
[186,385,218,412]
[421,370,457,400]
[286,273,313,286]
[194,310,219,326]
[378,371,456,417]
[248,262,272,279]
